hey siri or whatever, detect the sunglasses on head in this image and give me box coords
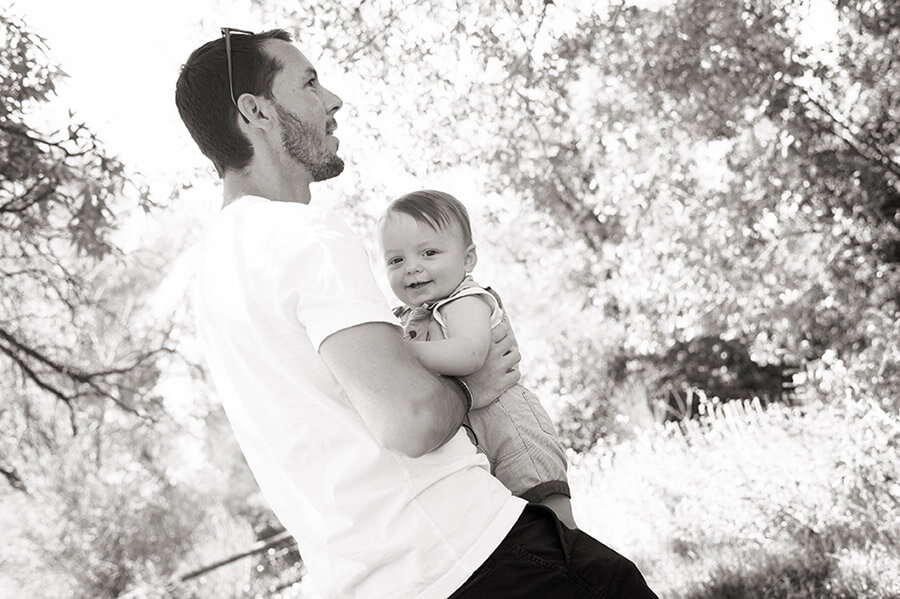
[221,27,255,106]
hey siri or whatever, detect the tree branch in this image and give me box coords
[0,121,94,158]
[0,324,171,422]
[0,175,56,214]
[0,332,78,433]
[0,464,29,494]
[794,84,900,179]
[175,529,295,583]
[510,88,603,253]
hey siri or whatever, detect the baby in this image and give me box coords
[377,189,575,528]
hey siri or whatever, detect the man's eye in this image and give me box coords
[307,77,317,87]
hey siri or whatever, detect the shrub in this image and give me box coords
[569,396,900,598]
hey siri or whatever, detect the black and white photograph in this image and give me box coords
[1,1,898,597]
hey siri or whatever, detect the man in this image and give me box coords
[175,28,658,599]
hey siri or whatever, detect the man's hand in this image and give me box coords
[462,321,521,410]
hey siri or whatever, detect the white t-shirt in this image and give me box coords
[194,196,524,599]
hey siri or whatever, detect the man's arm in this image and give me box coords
[319,322,467,458]
[319,320,521,457]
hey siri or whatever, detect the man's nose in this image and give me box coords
[323,85,343,114]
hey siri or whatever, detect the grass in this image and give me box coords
[568,395,900,599]
[5,380,897,599]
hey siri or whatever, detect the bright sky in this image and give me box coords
[12,0,843,305]
[12,0,426,223]
[9,1,282,416]
[14,0,274,186]
[15,0,841,194]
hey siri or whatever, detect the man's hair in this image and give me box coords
[175,29,292,177]
[385,190,474,246]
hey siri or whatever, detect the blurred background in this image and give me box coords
[1,0,898,597]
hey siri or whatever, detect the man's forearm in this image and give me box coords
[415,375,470,454]
[320,322,470,458]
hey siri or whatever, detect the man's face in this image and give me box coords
[266,41,344,181]
[276,102,344,181]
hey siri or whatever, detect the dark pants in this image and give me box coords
[449,504,660,599]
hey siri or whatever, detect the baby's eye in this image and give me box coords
[422,249,438,257]
[386,256,403,266]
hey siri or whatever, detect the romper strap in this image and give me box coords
[431,287,504,336]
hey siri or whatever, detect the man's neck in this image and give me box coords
[222,158,312,208]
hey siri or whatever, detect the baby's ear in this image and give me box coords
[464,244,478,272]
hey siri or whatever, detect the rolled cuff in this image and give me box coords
[519,480,571,504]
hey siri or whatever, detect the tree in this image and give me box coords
[0,11,228,596]
[260,0,899,447]
[0,13,313,596]
[0,11,173,491]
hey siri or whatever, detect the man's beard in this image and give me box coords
[275,102,344,182]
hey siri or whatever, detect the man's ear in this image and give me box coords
[236,94,274,131]
[464,244,478,273]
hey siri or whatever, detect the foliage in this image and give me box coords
[0,10,262,598]
[4,1,899,596]
[4,425,208,597]
[0,353,301,598]
[0,10,174,493]
[0,9,315,597]
[263,0,899,449]
[568,395,900,598]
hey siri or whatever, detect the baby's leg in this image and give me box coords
[540,493,577,529]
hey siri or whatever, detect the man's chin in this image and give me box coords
[311,156,345,182]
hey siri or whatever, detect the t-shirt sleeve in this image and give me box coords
[272,210,398,351]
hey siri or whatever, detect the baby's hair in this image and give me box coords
[384,190,473,246]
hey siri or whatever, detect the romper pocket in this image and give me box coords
[519,387,559,436]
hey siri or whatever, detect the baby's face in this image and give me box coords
[379,212,475,306]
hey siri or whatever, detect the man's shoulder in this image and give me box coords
[223,195,325,223]
[216,196,354,246]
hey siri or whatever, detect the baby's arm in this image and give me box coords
[405,295,493,376]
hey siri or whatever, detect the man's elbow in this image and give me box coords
[380,407,450,458]
[383,435,433,458]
